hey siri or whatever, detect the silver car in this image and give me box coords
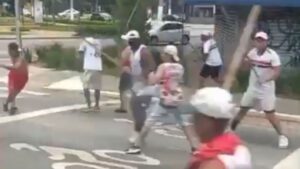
[148,21,190,45]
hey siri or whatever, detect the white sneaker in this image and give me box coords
[278,135,289,148]
[125,146,141,154]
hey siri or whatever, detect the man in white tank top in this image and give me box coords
[121,30,156,147]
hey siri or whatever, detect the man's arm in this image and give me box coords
[0,59,22,70]
[202,41,210,61]
[265,51,281,82]
[140,47,156,80]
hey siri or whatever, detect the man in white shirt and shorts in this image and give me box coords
[78,37,102,112]
[230,31,289,148]
[199,31,223,88]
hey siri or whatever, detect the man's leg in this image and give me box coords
[115,89,127,113]
[94,89,100,109]
[262,96,289,148]
[5,89,21,115]
[199,64,210,88]
[211,66,223,87]
[83,88,91,109]
[173,111,197,151]
[230,107,250,130]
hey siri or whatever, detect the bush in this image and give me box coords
[10,27,31,32]
[36,44,119,75]
[43,18,116,25]
[75,24,118,36]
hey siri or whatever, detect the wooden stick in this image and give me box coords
[222,5,262,90]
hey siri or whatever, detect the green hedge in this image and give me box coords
[43,18,116,25]
[75,24,118,36]
[234,69,300,99]
[0,17,33,25]
[35,44,119,75]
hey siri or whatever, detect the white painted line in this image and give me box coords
[0,94,25,98]
[0,100,120,124]
[0,87,50,96]
[273,148,300,169]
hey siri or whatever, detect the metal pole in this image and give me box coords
[168,0,172,15]
[70,0,74,21]
[157,0,164,21]
[15,0,23,51]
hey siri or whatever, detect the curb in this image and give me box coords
[0,36,80,40]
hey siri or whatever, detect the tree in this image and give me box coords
[115,0,158,42]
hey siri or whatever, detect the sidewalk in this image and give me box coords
[0,30,78,39]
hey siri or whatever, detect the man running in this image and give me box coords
[78,37,102,112]
[125,45,196,154]
[199,31,223,88]
[120,30,156,144]
[231,31,289,148]
[1,42,28,115]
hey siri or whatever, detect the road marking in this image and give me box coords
[273,148,300,169]
[0,87,50,96]
[93,150,160,165]
[0,100,120,124]
[10,143,40,151]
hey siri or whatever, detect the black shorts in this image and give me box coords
[200,64,222,78]
[119,72,132,91]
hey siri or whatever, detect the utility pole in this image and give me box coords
[14,0,23,51]
[157,0,164,21]
[95,0,99,13]
[70,0,74,21]
[168,0,172,15]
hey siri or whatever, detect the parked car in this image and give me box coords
[163,14,186,22]
[90,12,113,21]
[58,8,80,19]
[148,21,190,45]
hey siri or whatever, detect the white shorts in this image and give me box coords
[240,92,276,111]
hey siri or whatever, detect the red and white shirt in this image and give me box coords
[246,48,281,97]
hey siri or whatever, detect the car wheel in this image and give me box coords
[182,35,190,45]
[150,36,159,45]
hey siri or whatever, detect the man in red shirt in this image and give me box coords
[1,43,28,115]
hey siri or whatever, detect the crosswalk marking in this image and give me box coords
[273,148,300,169]
[0,87,49,96]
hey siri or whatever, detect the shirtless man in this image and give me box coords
[1,43,28,115]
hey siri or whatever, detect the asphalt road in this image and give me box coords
[0,84,299,169]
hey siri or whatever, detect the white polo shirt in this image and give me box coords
[78,40,102,71]
[246,48,281,97]
[203,39,223,66]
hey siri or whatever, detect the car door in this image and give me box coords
[173,23,184,42]
[157,23,173,42]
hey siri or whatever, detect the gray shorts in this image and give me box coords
[145,98,192,127]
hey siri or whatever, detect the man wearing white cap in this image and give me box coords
[184,87,252,169]
[126,45,196,154]
[78,37,102,112]
[199,31,223,88]
[121,30,157,146]
[231,31,289,148]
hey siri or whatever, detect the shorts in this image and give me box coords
[146,98,192,127]
[119,72,132,91]
[240,92,276,112]
[200,64,221,78]
[82,70,102,90]
[8,71,28,94]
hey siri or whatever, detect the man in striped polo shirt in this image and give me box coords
[231,31,289,149]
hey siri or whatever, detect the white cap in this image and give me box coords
[189,87,235,119]
[201,30,212,37]
[255,31,268,40]
[164,45,180,62]
[85,37,96,44]
[121,30,140,40]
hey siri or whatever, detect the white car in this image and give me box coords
[148,21,190,45]
[58,8,80,18]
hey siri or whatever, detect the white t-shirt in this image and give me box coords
[246,48,281,97]
[203,39,223,66]
[78,40,102,71]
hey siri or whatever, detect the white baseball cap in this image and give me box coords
[181,87,236,119]
[255,31,268,40]
[121,30,140,40]
[164,45,180,62]
[201,30,212,37]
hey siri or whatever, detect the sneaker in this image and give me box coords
[125,146,141,154]
[278,135,289,148]
[93,106,101,112]
[3,103,8,112]
[9,107,18,116]
[115,108,127,113]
